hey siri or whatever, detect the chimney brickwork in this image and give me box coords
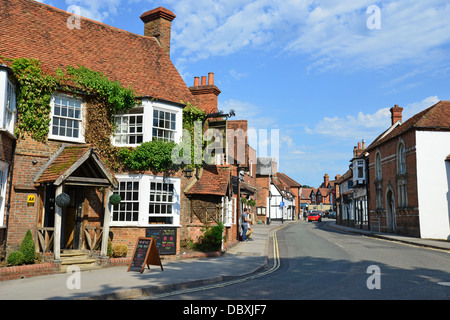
[390,104,403,125]
[140,7,176,56]
[189,72,221,114]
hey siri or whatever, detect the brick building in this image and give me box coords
[366,102,450,239]
[0,0,245,262]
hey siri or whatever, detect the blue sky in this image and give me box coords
[36,0,450,187]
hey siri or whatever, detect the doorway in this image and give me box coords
[386,189,396,232]
[62,186,85,249]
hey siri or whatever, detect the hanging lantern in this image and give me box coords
[109,194,121,206]
[55,193,71,208]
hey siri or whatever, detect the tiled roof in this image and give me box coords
[35,145,92,183]
[366,100,450,151]
[0,0,196,105]
[301,188,312,199]
[318,188,330,196]
[275,172,301,188]
[184,165,231,196]
[35,144,117,187]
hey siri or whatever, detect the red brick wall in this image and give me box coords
[5,135,62,254]
[0,262,60,281]
[367,130,420,237]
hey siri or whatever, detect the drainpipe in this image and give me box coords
[2,138,17,260]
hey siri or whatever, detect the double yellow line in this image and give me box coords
[145,226,282,299]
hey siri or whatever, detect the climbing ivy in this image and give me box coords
[7,57,208,174]
[10,58,59,141]
[9,58,137,141]
[118,140,176,172]
[66,65,137,115]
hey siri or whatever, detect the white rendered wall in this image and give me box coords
[416,130,450,240]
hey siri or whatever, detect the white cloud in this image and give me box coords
[306,96,440,141]
[156,0,450,72]
[285,1,450,71]
[65,0,121,22]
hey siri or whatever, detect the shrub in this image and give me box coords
[194,223,224,252]
[112,244,128,258]
[7,251,25,266]
[19,230,36,264]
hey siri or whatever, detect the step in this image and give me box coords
[59,250,100,272]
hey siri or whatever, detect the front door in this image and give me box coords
[62,186,84,249]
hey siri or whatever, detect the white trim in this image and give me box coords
[111,99,183,146]
[110,174,181,227]
[0,70,7,130]
[0,161,8,227]
[48,94,86,143]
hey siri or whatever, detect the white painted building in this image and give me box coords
[416,130,450,240]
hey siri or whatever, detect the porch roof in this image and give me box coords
[34,144,118,188]
[184,165,231,197]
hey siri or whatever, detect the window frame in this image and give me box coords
[0,161,8,227]
[113,108,144,147]
[4,78,16,134]
[112,178,141,225]
[152,108,177,142]
[112,100,183,146]
[48,94,85,143]
[397,142,406,174]
[375,152,382,180]
[110,174,180,227]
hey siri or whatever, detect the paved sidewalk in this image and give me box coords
[0,221,289,300]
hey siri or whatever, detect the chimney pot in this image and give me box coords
[194,77,199,86]
[358,142,361,149]
[201,76,206,86]
[208,72,214,85]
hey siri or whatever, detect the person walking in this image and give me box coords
[241,208,249,241]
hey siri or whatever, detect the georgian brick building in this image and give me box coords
[366,102,450,239]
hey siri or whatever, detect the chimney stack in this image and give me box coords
[390,104,403,125]
[140,7,176,56]
[324,173,329,187]
[189,72,221,114]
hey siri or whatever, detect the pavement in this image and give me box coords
[0,219,449,300]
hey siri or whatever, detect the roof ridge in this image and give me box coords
[26,0,154,41]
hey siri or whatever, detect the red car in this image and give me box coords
[308,211,322,222]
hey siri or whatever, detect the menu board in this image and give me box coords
[145,227,177,255]
[128,237,163,273]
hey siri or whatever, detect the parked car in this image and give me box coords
[308,211,322,222]
[328,211,336,219]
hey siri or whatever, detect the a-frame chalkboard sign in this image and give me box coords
[127,237,164,273]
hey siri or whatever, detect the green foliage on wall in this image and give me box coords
[7,57,207,174]
[9,58,137,141]
[119,140,177,172]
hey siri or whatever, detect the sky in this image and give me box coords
[35,0,450,187]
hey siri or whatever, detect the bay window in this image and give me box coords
[0,69,16,134]
[111,174,180,227]
[114,108,144,146]
[112,100,182,146]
